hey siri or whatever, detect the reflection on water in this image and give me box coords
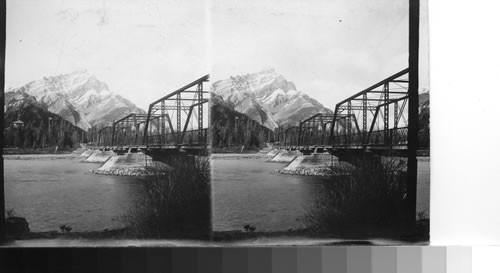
[4,158,142,232]
[212,157,430,232]
[212,158,329,232]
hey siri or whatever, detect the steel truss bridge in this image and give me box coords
[276,68,414,156]
[87,75,210,156]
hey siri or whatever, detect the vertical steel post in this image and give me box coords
[394,101,399,129]
[319,115,324,145]
[330,105,339,146]
[407,0,420,228]
[198,82,204,142]
[133,115,137,145]
[176,94,181,144]
[363,93,367,143]
[312,118,317,145]
[383,83,390,144]
[161,101,165,145]
[347,101,352,145]
[143,105,152,147]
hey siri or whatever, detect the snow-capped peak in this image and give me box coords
[212,69,332,130]
[5,71,145,130]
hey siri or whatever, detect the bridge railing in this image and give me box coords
[332,127,409,148]
[146,129,208,147]
[300,129,331,146]
[113,136,140,147]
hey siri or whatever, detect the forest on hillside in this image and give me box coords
[3,96,87,150]
[211,95,274,150]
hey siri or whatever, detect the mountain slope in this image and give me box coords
[211,93,274,149]
[3,91,86,149]
[5,71,145,130]
[212,69,333,130]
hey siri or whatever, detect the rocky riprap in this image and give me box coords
[91,168,169,177]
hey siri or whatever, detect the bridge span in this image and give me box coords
[275,68,417,158]
[86,75,210,162]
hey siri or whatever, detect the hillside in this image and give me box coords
[211,93,274,149]
[5,70,145,130]
[211,69,333,130]
[3,92,86,149]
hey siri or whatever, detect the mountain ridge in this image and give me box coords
[5,71,145,130]
[211,69,333,130]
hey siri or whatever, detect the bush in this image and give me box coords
[304,156,409,236]
[123,155,211,239]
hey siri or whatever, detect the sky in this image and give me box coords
[5,0,209,111]
[5,0,429,111]
[212,0,429,110]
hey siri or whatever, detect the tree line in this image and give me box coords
[211,102,274,149]
[4,103,87,150]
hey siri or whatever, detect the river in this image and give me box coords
[4,156,142,232]
[212,155,430,232]
[4,154,430,233]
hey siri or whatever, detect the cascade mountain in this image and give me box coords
[211,69,333,130]
[5,70,145,131]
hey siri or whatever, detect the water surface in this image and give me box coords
[212,158,328,232]
[212,156,431,232]
[4,157,142,232]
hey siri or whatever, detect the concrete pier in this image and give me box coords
[269,150,301,163]
[265,149,280,158]
[84,150,114,163]
[80,149,93,158]
[92,152,172,176]
[279,153,339,176]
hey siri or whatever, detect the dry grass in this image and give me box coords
[304,156,410,236]
[123,155,211,239]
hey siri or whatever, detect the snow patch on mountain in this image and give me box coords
[212,69,333,130]
[5,70,145,130]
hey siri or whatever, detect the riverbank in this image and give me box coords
[3,226,210,241]
[1,223,428,246]
[211,153,267,160]
[3,153,80,160]
[3,147,79,155]
[1,227,214,247]
[212,219,429,244]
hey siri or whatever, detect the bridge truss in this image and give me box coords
[329,68,410,152]
[111,113,151,146]
[298,113,335,146]
[97,126,113,147]
[143,75,210,150]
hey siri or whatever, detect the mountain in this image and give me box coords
[5,70,145,130]
[211,93,274,149]
[211,69,333,130]
[3,91,86,149]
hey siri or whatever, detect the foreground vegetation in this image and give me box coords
[304,156,428,240]
[123,155,211,239]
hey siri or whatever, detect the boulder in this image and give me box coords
[6,216,30,237]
